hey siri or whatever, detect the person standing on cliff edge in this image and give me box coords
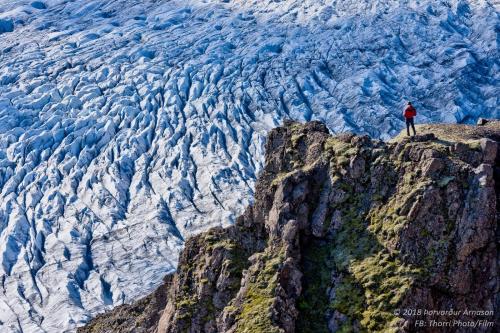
[403,101,417,136]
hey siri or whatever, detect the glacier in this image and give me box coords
[0,0,498,332]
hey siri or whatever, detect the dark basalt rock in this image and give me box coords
[79,121,499,333]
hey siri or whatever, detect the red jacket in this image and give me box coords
[404,105,416,118]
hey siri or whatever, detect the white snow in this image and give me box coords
[0,0,498,332]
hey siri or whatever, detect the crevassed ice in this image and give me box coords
[0,0,498,332]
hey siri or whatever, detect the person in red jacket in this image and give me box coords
[403,101,417,136]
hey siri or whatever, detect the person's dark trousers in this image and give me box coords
[406,117,416,136]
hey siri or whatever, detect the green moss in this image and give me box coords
[467,140,481,151]
[208,238,236,251]
[367,176,428,244]
[297,183,378,332]
[289,122,303,132]
[296,129,464,332]
[175,234,250,328]
[202,298,217,322]
[422,252,434,272]
[419,228,430,238]
[337,321,358,333]
[291,133,305,147]
[330,276,364,318]
[372,193,384,202]
[227,246,249,277]
[349,252,418,331]
[237,288,279,333]
[175,296,197,320]
[426,141,451,155]
[336,155,349,167]
[324,138,350,156]
[328,235,419,332]
[271,170,297,186]
[322,175,420,332]
[235,251,285,333]
[323,138,361,169]
[296,240,336,333]
[332,172,426,331]
[271,157,322,187]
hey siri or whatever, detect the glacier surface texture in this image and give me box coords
[0,0,498,332]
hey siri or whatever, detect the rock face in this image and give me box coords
[79,121,499,333]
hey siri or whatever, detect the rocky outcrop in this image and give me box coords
[79,121,499,333]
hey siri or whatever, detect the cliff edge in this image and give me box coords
[79,121,499,333]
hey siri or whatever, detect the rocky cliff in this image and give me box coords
[79,121,499,333]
